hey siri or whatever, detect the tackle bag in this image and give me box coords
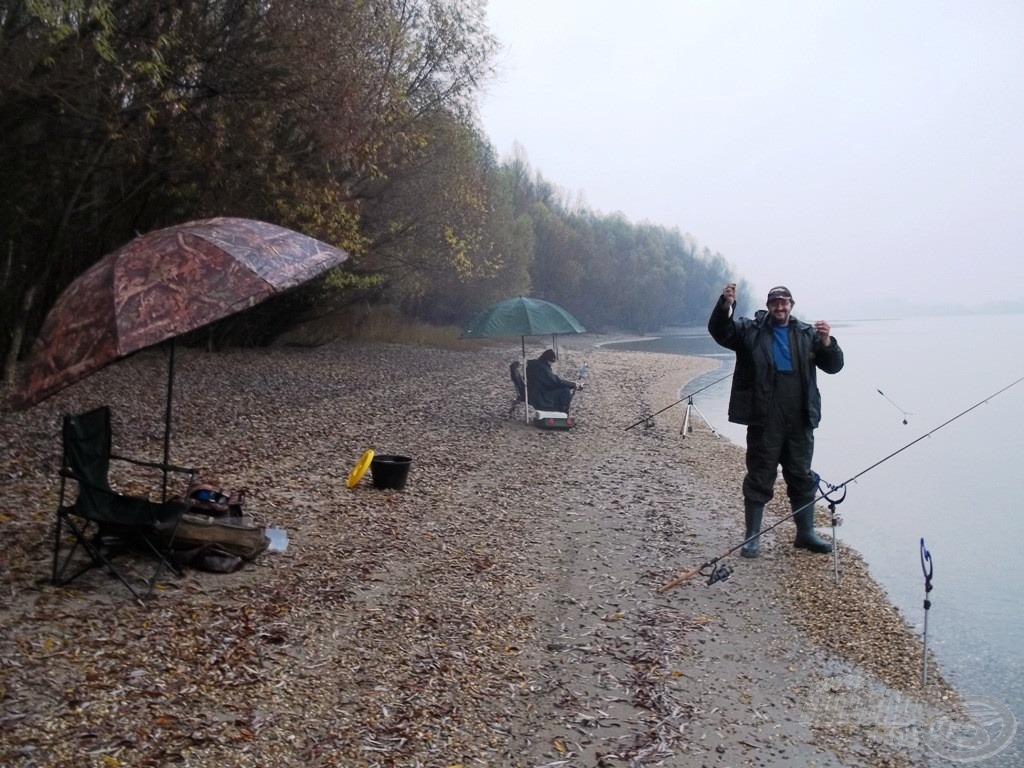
[188,483,246,517]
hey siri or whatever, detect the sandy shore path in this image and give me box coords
[1,339,960,766]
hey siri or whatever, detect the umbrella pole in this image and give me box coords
[521,336,530,424]
[161,338,175,502]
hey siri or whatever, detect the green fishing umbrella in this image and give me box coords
[461,296,585,340]
[461,297,586,422]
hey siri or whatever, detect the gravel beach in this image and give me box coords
[1,338,965,766]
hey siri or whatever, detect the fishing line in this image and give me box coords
[877,388,911,424]
[841,373,1024,489]
[624,371,733,431]
[659,373,1024,591]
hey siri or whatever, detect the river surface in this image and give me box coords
[608,313,1024,765]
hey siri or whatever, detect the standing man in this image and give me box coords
[708,283,844,557]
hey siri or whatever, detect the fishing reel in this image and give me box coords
[702,562,733,586]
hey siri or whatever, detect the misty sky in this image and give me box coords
[478,1,1024,317]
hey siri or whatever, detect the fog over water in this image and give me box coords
[481,1,1024,317]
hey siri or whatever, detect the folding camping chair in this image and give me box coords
[508,361,534,420]
[53,406,197,602]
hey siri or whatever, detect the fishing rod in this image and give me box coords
[624,371,733,431]
[658,481,841,591]
[659,373,1024,592]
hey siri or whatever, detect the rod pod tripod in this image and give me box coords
[680,395,720,438]
[624,371,733,432]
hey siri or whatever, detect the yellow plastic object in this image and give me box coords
[347,449,374,488]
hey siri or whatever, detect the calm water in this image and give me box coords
[610,314,1024,764]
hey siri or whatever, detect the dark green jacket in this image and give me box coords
[708,296,844,428]
[525,358,575,411]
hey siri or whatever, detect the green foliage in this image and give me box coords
[1,0,747,381]
[465,157,738,334]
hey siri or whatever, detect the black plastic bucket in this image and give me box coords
[370,454,413,490]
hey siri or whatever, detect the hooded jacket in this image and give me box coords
[525,357,576,411]
[708,296,844,428]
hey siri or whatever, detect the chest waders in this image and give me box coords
[741,370,832,556]
[777,371,833,553]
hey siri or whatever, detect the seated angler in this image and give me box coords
[525,349,583,414]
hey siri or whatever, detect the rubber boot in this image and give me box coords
[793,500,832,553]
[741,501,764,558]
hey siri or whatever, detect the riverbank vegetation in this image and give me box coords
[1,0,750,381]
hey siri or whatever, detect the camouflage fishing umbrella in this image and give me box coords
[11,217,349,474]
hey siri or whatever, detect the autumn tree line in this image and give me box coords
[0,0,749,380]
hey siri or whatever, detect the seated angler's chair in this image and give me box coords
[508,361,530,419]
[509,360,573,429]
[53,406,197,602]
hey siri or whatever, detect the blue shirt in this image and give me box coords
[773,325,793,371]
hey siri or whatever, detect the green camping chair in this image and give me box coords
[53,406,197,602]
